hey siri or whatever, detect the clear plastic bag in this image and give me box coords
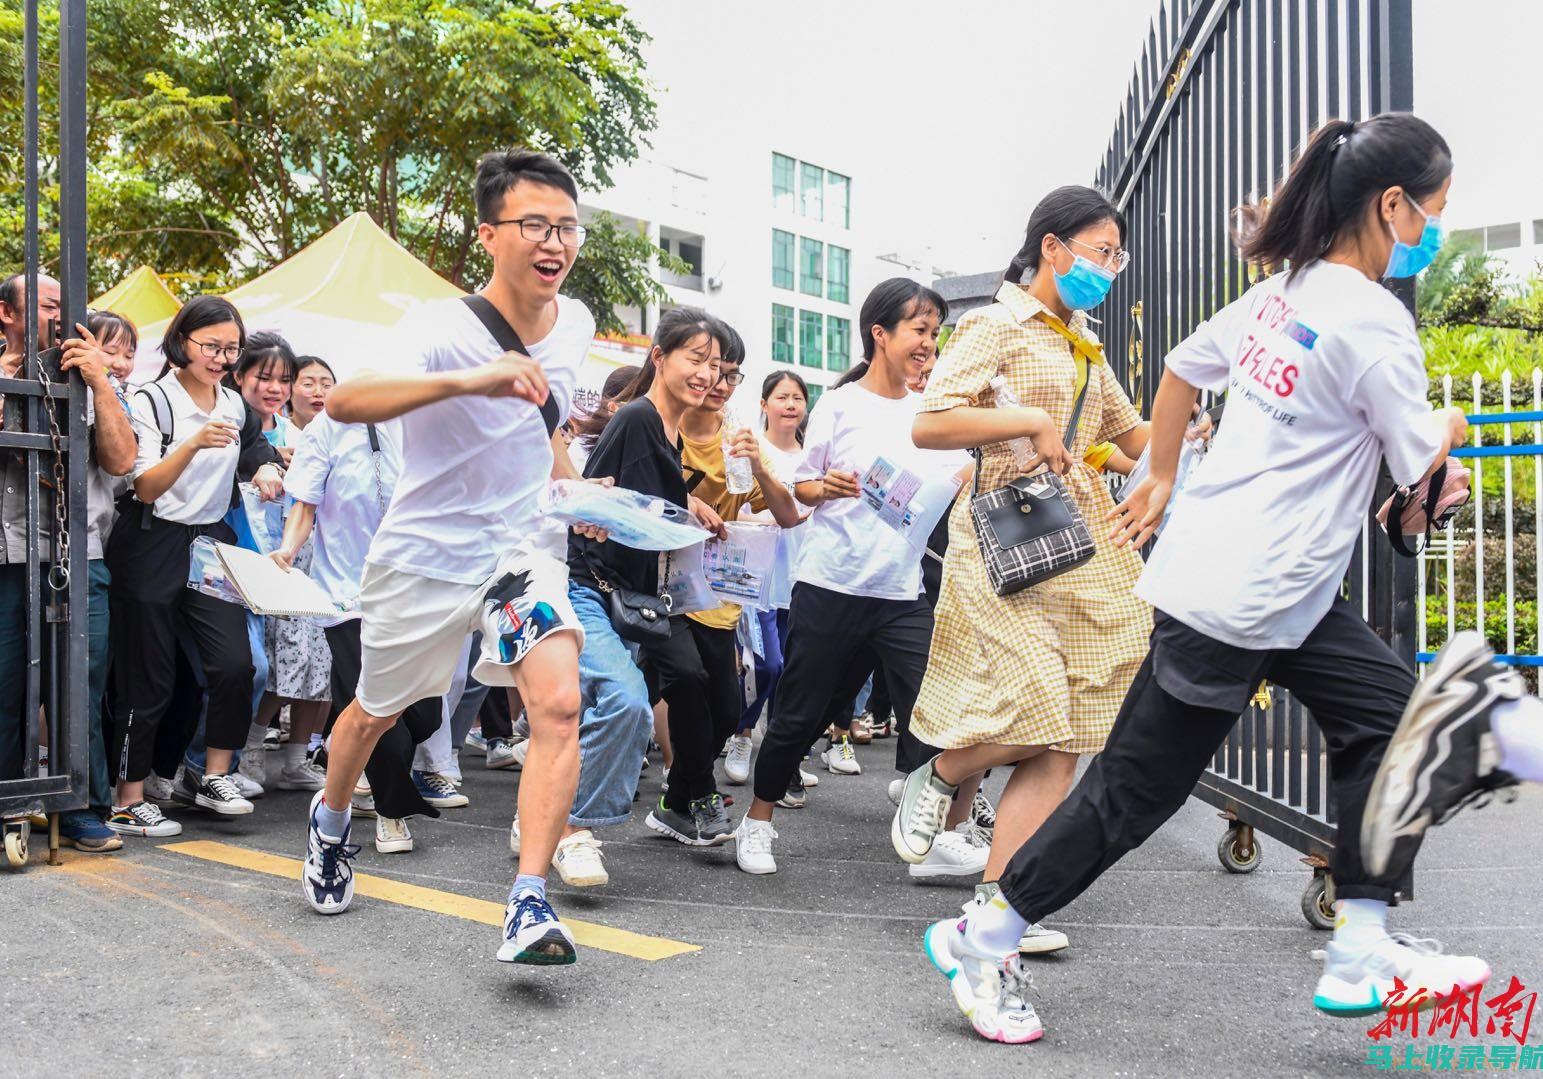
[1121,438,1205,537]
[544,480,712,551]
[767,524,805,610]
[186,536,245,606]
[704,522,781,610]
[662,542,717,615]
[238,483,287,555]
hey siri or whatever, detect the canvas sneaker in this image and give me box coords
[237,749,268,790]
[142,772,177,805]
[724,734,753,785]
[486,738,519,770]
[553,830,608,887]
[821,736,862,776]
[923,917,1045,1044]
[971,789,997,834]
[374,815,413,854]
[107,800,182,838]
[1313,934,1490,1017]
[196,772,254,815]
[734,816,778,874]
[497,890,576,966]
[910,822,989,880]
[1361,631,1523,878]
[412,770,469,809]
[302,790,359,915]
[463,728,488,755]
[276,758,328,792]
[230,768,265,800]
[892,757,957,863]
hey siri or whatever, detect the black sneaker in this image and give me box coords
[690,793,734,845]
[1361,631,1522,877]
[777,775,807,809]
[645,797,709,846]
[195,772,255,816]
[971,789,997,834]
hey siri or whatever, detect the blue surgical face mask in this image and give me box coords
[1052,250,1117,310]
[1384,196,1443,279]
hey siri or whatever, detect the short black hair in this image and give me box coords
[162,295,245,369]
[86,308,139,353]
[0,274,21,311]
[474,149,580,225]
[294,355,335,380]
[718,320,746,365]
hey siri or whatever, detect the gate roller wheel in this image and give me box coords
[1217,827,1261,874]
[1302,873,1335,930]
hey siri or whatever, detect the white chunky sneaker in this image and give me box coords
[1313,933,1491,1018]
[553,830,608,887]
[924,917,1045,1044]
[374,815,413,854]
[734,816,778,875]
[910,823,989,880]
[821,736,862,776]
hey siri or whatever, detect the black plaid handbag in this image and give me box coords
[969,375,1096,596]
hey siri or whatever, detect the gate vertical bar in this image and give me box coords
[21,0,43,784]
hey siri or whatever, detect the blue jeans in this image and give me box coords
[739,607,788,733]
[86,560,112,814]
[570,582,652,827]
[183,612,267,774]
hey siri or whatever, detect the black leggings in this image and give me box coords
[107,516,253,783]
[643,616,741,812]
[753,583,937,803]
[324,622,441,820]
[999,599,1420,920]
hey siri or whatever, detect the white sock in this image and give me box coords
[282,742,306,772]
[1332,898,1389,950]
[1493,697,1543,782]
[961,893,1030,956]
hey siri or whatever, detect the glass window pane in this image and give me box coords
[825,316,850,373]
[800,162,824,220]
[827,245,850,303]
[826,172,850,229]
[1487,223,1522,250]
[772,229,794,290]
[772,153,795,212]
[677,242,702,275]
[806,384,823,408]
[800,237,824,298]
[799,310,823,369]
[771,304,795,365]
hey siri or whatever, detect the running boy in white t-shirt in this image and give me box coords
[301,149,600,966]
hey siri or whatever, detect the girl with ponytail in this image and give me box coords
[922,115,1506,1045]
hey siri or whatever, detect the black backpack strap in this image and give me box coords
[134,383,175,529]
[1386,461,1447,559]
[460,294,560,438]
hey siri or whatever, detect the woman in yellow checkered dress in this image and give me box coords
[893,187,1154,939]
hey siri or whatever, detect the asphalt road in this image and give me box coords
[6,736,1541,1078]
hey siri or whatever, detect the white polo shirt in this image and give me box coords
[128,371,247,526]
[284,412,403,620]
[366,294,593,585]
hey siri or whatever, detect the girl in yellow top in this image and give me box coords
[893,186,1153,952]
[642,324,801,848]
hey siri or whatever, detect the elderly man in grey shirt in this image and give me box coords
[0,272,136,852]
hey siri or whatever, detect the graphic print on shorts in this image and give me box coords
[484,571,563,665]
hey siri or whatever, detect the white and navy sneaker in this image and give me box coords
[1313,934,1490,1017]
[1361,631,1523,877]
[463,728,488,755]
[196,772,254,815]
[302,790,359,915]
[107,800,182,838]
[411,770,469,809]
[497,890,577,966]
[923,916,1045,1044]
[486,738,519,770]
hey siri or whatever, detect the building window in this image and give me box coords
[800,237,825,298]
[1534,219,1543,245]
[1486,223,1522,251]
[827,245,850,303]
[771,304,795,365]
[800,162,824,221]
[827,171,851,229]
[799,310,823,369]
[772,153,795,213]
[826,316,851,373]
[677,241,703,275]
[806,384,824,408]
[772,229,794,290]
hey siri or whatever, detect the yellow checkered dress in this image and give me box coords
[912,283,1152,754]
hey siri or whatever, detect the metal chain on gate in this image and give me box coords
[33,358,70,595]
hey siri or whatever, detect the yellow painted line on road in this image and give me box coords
[161,839,699,962]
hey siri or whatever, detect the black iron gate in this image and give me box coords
[1092,0,1417,926]
[1,0,91,865]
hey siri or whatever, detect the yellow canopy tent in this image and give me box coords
[90,265,182,329]
[130,211,632,404]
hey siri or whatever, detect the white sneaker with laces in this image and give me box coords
[230,769,265,800]
[107,800,182,838]
[509,817,521,856]
[237,750,267,789]
[375,815,413,853]
[276,759,328,792]
[734,816,778,874]
[924,918,1044,1044]
[724,734,753,785]
[967,882,1070,953]
[486,738,519,770]
[512,739,529,769]
[553,830,608,887]
[195,772,254,815]
[799,765,819,788]
[821,736,862,776]
[142,772,177,805]
[1313,933,1491,1017]
[910,824,990,880]
[892,759,957,864]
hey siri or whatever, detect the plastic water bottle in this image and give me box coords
[989,376,1035,471]
[723,409,755,494]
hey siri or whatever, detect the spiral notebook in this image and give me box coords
[213,542,351,619]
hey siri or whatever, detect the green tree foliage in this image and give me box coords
[0,0,680,332]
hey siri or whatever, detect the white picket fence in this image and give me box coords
[1416,370,1543,670]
